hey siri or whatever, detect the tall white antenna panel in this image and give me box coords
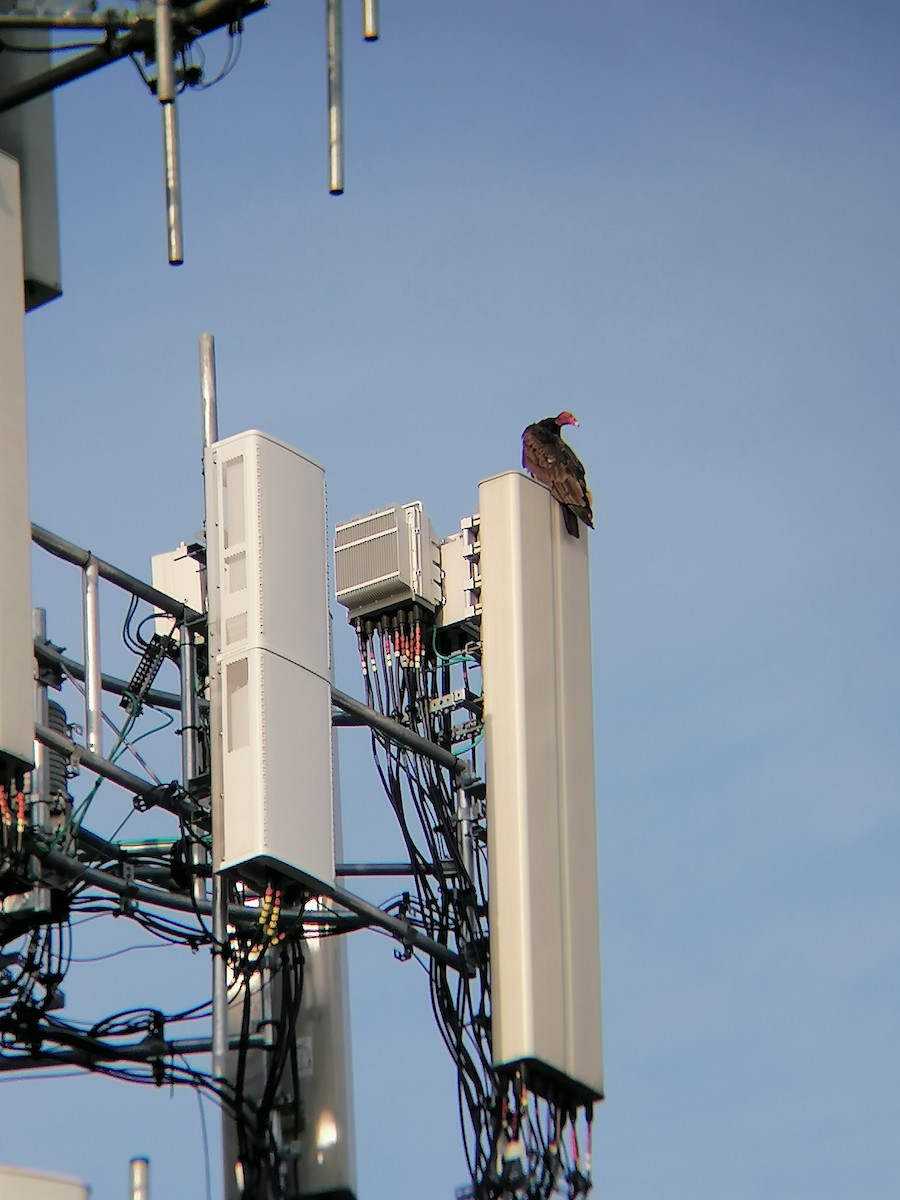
[206,430,334,888]
[479,470,603,1103]
[0,17,61,310]
[0,153,35,773]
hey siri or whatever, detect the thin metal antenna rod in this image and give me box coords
[155,0,184,264]
[199,333,219,451]
[82,559,102,756]
[31,609,50,833]
[456,785,475,882]
[179,624,206,905]
[363,0,379,41]
[327,0,344,194]
[129,1158,149,1200]
[201,334,229,1091]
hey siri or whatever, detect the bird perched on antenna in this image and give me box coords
[522,411,594,538]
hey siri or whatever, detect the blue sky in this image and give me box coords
[3,1,899,1197]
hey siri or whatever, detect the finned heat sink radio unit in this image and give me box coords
[334,502,441,621]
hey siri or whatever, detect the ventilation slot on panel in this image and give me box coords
[226,613,249,646]
[223,455,246,550]
[226,657,250,753]
[226,552,247,593]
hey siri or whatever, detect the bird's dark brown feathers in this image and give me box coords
[522,415,594,537]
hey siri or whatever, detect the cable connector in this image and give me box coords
[121,633,177,715]
[15,790,26,849]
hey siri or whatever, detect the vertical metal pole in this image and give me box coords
[199,332,219,452]
[178,625,198,794]
[156,0,184,264]
[162,104,183,264]
[363,0,379,40]
[129,1157,149,1200]
[179,623,207,905]
[31,608,49,832]
[82,559,102,756]
[326,0,344,194]
[202,334,229,1090]
[456,786,475,882]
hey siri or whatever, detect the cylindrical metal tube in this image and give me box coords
[31,609,50,830]
[155,0,175,102]
[0,0,254,116]
[201,327,229,1085]
[35,638,183,712]
[326,0,344,194]
[42,844,338,928]
[199,333,219,450]
[0,12,139,32]
[179,625,208,904]
[202,330,226,1031]
[156,0,182,263]
[178,626,198,788]
[129,1156,149,1200]
[456,786,475,882]
[331,685,475,782]
[82,560,102,756]
[39,842,465,967]
[0,1037,266,1074]
[211,872,229,1079]
[32,522,202,622]
[363,0,378,40]
[35,721,178,810]
[162,101,184,265]
[190,838,208,906]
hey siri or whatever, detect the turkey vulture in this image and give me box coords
[522,411,594,538]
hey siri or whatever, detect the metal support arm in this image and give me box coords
[0,0,268,115]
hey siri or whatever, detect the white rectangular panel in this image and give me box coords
[437,519,480,628]
[220,632,356,1200]
[293,914,357,1200]
[0,1165,89,1200]
[0,153,34,772]
[207,430,334,887]
[480,470,603,1102]
[334,501,442,620]
[553,519,604,1091]
[218,647,334,885]
[223,927,356,1200]
[0,21,61,311]
[150,543,203,638]
[208,431,330,681]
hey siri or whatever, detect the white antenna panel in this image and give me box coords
[0,154,35,774]
[479,470,603,1104]
[206,431,334,888]
[0,21,61,311]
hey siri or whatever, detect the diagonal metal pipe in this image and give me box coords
[0,0,268,115]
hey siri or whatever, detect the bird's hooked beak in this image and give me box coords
[555,411,579,428]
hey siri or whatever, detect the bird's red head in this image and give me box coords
[555,411,579,428]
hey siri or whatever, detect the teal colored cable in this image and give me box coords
[452,730,485,756]
[431,626,476,666]
[55,697,140,844]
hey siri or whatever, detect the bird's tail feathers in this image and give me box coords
[562,506,580,538]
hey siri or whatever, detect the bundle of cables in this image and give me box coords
[354,608,594,1200]
[226,880,308,1200]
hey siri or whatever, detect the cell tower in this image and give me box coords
[0,5,602,1199]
